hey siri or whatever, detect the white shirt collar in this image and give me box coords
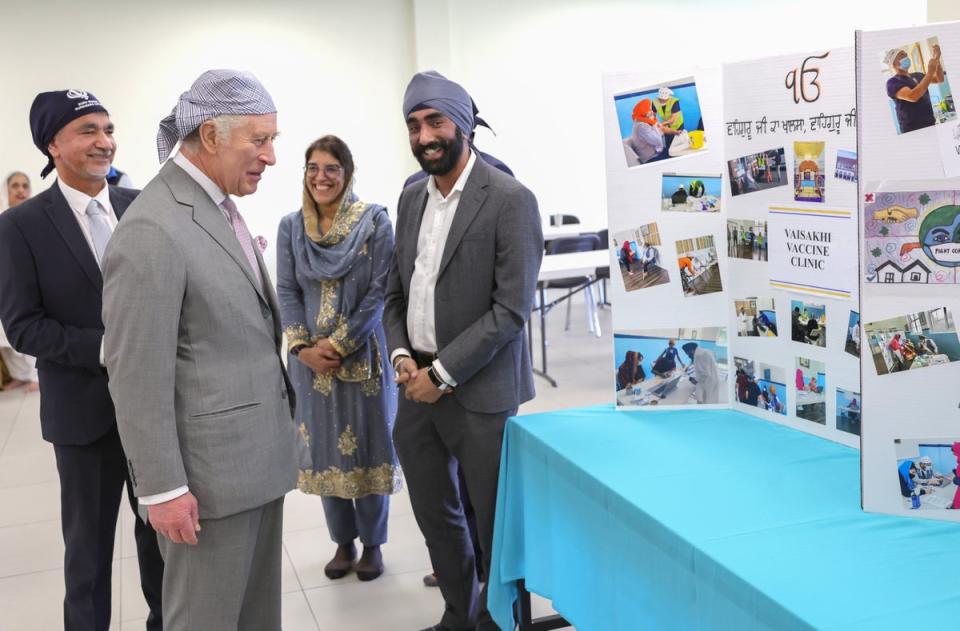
[58,178,111,216]
[172,151,227,208]
[426,150,477,202]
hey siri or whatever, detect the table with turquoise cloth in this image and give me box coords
[488,405,960,631]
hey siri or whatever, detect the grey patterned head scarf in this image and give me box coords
[156,69,276,162]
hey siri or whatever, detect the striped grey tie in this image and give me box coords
[84,199,113,266]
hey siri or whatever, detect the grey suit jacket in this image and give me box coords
[384,156,543,414]
[102,161,305,520]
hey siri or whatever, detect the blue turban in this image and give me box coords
[30,90,109,178]
[402,71,492,135]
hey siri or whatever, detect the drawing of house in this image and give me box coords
[874,259,931,283]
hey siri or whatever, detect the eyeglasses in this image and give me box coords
[304,164,343,178]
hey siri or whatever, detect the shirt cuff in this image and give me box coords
[139,486,189,506]
[100,340,105,367]
[433,359,457,387]
[390,348,412,367]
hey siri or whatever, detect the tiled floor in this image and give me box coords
[0,293,612,630]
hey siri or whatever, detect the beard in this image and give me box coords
[413,127,466,176]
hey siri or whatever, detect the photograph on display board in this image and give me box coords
[793,141,826,203]
[845,310,861,357]
[734,357,786,415]
[835,388,861,436]
[734,297,778,337]
[661,173,722,212]
[794,356,826,425]
[614,328,728,407]
[614,77,707,168]
[610,224,670,292]
[834,149,857,183]
[894,438,960,510]
[864,307,960,376]
[882,37,955,135]
[676,235,722,297]
[864,189,960,284]
[727,219,768,261]
[727,148,787,197]
[791,300,826,347]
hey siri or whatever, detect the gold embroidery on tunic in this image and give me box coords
[284,323,310,351]
[298,464,402,498]
[337,425,358,456]
[312,371,333,396]
[298,422,311,446]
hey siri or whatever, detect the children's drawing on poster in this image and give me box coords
[864,189,960,283]
[793,141,826,202]
[728,148,787,196]
[661,173,721,212]
[734,297,777,337]
[791,300,826,348]
[614,328,728,407]
[727,219,768,261]
[614,78,707,168]
[734,357,786,415]
[835,150,857,183]
[611,224,670,292]
[864,307,960,375]
[676,235,722,297]
[836,387,861,436]
[845,310,861,357]
[795,356,826,424]
[894,438,960,510]
[882,37,954,135]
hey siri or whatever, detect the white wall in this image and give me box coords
[0,0,417,280]
[441,0,927,230]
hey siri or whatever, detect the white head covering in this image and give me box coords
[157,69,276,162]
[657,87,674,100]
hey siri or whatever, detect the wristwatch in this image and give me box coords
[426,366,451,391]
[290,345,306,357]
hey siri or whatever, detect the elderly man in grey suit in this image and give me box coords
[385,71,543,631]
[102,70,305,631]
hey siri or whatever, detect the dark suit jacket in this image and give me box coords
[385,156,543,414]
[0,181,136,445]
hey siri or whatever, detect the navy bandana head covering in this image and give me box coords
[402,71,492,135]
[30,90,108,178]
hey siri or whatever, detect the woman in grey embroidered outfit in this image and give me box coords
[276,135,399,582]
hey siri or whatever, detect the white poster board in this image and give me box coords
[602,68,730,410]
[722,48,861,447]
[858,22,960,521]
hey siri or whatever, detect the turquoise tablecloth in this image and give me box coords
[489,405,960,631]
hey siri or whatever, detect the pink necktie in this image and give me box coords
[222,196,263,288]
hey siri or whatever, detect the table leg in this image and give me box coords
[514,580,571,631]
[533,285,558,387]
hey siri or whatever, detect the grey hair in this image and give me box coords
[180,115,244,152]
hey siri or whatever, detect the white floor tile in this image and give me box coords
[0,445,57,489]
[0,519,64,577]
[0,481,61,527]
[283,488,328,533]
[282,590,321,631]
[304,571,444,631]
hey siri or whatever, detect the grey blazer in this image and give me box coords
[102,161,305,520]
[384,156,543,414]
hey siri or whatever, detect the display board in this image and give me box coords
[602,68,730,410]
[858,22,960,521]
[723,48,861,448]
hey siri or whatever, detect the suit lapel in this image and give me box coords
[109,186,132,221]
[436,159,489,279]
[163,162,268,304]
[401,187,429,281]
[43,182,103,292]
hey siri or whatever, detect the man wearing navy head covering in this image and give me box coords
[385,71,544,631]
[102,69,306,631]
[0,89,164,631]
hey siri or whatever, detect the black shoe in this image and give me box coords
[422,572,439,587]
[355,545,384,581]
[323,542,356,579]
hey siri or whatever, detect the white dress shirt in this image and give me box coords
[390,151,477,386]
[140,152,231,507]
[58,179,118,265]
